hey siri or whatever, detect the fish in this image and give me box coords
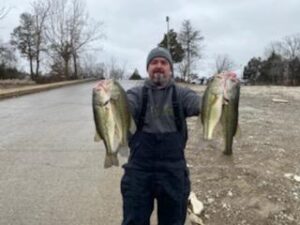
[201,74,226,139]
[221,73,240,155]
[92,80,136,168]
[200,72,240,155]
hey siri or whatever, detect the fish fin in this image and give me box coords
[203,95,223,140]
[114,124,123,146]
[104,153,119,168]
[214,122,223,139]
[204,120,222,140]
[94,132,102,142]
[111,154,119,167]
[210,94,219,106]
[234,124,242,139]
[129,117,137,134]
[118,145,129,158]
[223,149,233,155]
[114,123,121,137]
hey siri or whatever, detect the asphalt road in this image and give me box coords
[0,80,140,225]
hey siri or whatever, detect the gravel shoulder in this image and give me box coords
[184,85,300,225]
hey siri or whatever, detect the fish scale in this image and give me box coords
[201,73,240,155]
[201,75,225,140]
[93,80,136,168]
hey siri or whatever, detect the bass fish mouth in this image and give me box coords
[223,73,240,102]
[99,100,110,107]
[223,97,230,105]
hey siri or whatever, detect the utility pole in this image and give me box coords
[187,40,190,82]
[166,16,170,51]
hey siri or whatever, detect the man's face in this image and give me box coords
[147,57,172,86]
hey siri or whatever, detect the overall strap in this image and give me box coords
[137,86,148,131]
[172,85,183,132]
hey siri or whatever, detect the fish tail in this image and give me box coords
[111,154,119,166]
[223,145,233,155]
[223,133,233,155]
[207,128,214,140]
[104,153,119,168]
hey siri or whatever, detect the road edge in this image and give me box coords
[0,78,99,100]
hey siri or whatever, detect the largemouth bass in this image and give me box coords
[201,74,226,139]
[92,80,136,168]
[201,72,240,155]
[221,73,240,155]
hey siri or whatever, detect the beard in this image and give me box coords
[151,72,171,87]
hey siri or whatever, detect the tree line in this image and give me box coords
[146,20,234,82]
[243,34,300,86]
[1,0,104,82]
[130,20,206,82]
[3,2,298,86]
[1,2,207,83]
[158,20,204,82]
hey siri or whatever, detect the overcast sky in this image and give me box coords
[1,0,300,77]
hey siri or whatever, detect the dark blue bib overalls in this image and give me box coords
[121,85,190,225]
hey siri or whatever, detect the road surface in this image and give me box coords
[0,81,139,225]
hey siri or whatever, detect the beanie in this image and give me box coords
[146,47,173,72]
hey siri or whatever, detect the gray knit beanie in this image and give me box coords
[146,47,173,72]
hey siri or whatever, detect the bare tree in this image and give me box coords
[45,0,103,79]
[177,61,188,81]
[31,0,51,77]
[11,13,37,79]
[108,57,126,80]
[0,6,10,20]
[280,34,300,59]
[68,0,104,79]
[81,53,105,78]
[264,42,279,58]
[10,1,50,80]
[215,54,235,74]
[0,42,17,68]
[45,0,72,79]
[178,20,204,82]
[267,34,300,60]
[271,34,300,85]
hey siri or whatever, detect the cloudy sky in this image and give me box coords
[1,0,300,77]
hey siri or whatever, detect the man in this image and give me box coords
[121,47,201,225]
[94,47,201,224]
